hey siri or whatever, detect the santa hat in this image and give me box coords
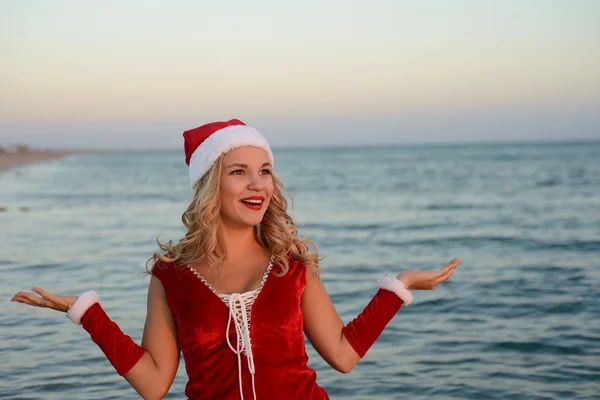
[183,119,274,189]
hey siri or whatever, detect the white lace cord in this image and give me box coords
[225,293,258,400]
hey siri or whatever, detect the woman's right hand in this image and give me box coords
[10,287,78,313]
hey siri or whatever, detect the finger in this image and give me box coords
[436,263,458,284]
[13,292,46,307]
[12,291,38,301]
[11,294,43,307]
[436,259,459,276]
[436,263,457,282]
[13,294,56,309]
[31,287,56,302]
[446,258,460,268]
[443,258,460,271]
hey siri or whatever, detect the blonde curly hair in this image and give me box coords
[145,153,320,277]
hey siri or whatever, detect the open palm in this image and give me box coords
[10,287,77,313]
[397,258,460,290]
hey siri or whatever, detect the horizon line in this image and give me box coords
[3,136,598,153]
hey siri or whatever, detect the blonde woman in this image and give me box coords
[11,119,460,400]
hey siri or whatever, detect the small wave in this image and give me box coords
[520,265,584,274]
[376,236,600,252]
[491,154,522,161]
[376,235,521,248]
[415,298,447,307]
[425,203,500,210]
[300,222,384,231]
[392,222,450,231]
[540,302,588,315]
[326,264,371,274]
[301,221,451,232]
[535,178,561,187]
[536,240,600,252]
[485,340,585,355]
[18,262,63,271]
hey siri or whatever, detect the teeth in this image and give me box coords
[242,199,262,204]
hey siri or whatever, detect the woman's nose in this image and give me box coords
[247,173,264,191]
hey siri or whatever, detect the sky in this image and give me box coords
[1,0,599,149]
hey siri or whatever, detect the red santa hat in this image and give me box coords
[183,119,274,189]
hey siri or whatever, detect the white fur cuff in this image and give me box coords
[378,275,413,306]
[67,290,101,325]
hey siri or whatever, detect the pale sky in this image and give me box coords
[1,0,599,149]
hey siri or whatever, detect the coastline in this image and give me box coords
[0,150,76,172]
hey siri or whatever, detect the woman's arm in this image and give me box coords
[11,275,180,400]
[301,267,360,373]
[121,275,180,399]
[301,259,459,373]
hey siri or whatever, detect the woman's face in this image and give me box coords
[219,146,274,229]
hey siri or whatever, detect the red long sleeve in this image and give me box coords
[80,302,146,376]
[341,289,403,358]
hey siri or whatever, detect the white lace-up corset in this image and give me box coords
[185,256,274,400]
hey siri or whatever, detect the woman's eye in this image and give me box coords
[261,169,272,175]
[231,170,243,175]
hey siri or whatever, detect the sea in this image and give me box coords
[1,142,599,399]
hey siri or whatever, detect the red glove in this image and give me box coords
[69,291,145,376]
[342,288,404,358]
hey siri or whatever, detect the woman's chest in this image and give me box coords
[189,256,273,295]
[172,272,305,348]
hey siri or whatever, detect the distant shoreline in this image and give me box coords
[0,150,78,172]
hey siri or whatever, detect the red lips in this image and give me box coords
[240,196,265,211]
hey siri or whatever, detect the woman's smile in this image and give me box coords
[240,196,265,211]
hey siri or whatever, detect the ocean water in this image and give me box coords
[1,142,599,399]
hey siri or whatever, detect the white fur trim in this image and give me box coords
[378,275,413,305]
[67,290,101,325]
[189,124,274,189]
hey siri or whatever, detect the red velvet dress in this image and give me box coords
[151,257,330,400]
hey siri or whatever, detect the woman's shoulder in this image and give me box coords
[279,252,315,277]
[150,258,187,281]
[286,251,321,283]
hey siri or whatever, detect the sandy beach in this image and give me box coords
[0,149,75,172]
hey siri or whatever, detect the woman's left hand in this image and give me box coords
[397,258,460,290]
[11,287,78,313]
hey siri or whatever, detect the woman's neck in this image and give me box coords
[220,222,262,261]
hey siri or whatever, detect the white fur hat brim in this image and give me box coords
[189,124,274,190]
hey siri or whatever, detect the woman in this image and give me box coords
[11,119,460,399]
